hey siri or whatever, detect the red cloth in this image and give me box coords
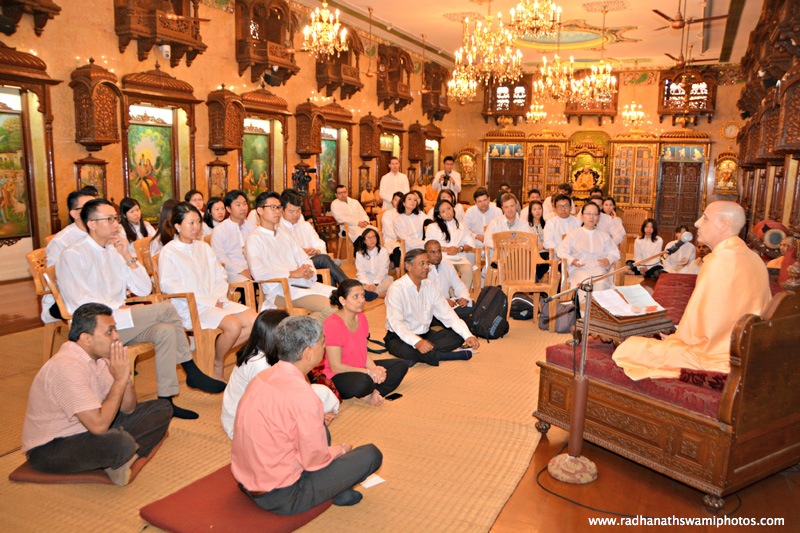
[323,313,369,378]
[777,246,797,289]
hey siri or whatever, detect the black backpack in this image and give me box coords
[469,286,509,340]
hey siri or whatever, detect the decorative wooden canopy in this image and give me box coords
[316,28,364,100]
[755,87,783,164]
[206,85,245,155]
[0,0,61,36]
[776,59,800,155]
[235,0,299,85]
[377,44,413,112]
[69,59,121,152]
[408,121,444,163]
[422,62,451,121]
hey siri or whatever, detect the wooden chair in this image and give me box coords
[133,236,160,296]
[203,235,212,245]
[621,208,649,236]
[26,248,67,363]
[44,234,56,245]
[43,266,155,379]
[493,231,559,324]
[336,233,353,260]
[254,269,332,316]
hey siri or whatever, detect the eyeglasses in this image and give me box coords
[90,215,121,223]
[258,204,282,211]
[555,204,571,210]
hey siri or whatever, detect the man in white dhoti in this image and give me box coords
[245,192,336,321]
[612,201,772,381]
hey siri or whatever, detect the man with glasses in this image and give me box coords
[330,185,375,243]
[543,194,581,255]
[56,199,225,420]
[245,192,336,321]
[211,190,256,283]
[542,183,576,221]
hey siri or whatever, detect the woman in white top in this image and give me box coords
[149,199,177,256]
[159,202,258,380]
[119,197,155,257]
[203,196,226,231]
[557,202,620,300]
[186,189,213,237]
[426,189,465,224]
[631,217,665,278]
[525,199,551,281]
[602,196,626,235]
[381,191,404,269]
[393,191,427,251]
[354,228,392,298]
[220,309,339,439]
[425,199,476,288]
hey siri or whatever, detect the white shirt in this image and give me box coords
[211,218,256,283]
[330,197,373,242]
[202,222,213,237]
[424,219,476,263]
[394,212,428,251]
[245,226,334,310]
[662,239,697,273]
[597,213,626,246]
[464,204,503,245]
[426,203,465,224]
[484,215,532,251]
[428,262,471,302]
[42,223,87,323]
[158,239,247,329]
[633,236,664,268]
[542,196,577,221]
[379,172,410,209]
[56,236,151,330]
[432,169,462,195]
[385,275,473,346]
[557,226,620,288]
[279,217,327,254]
[119,221,155,257]
[543,215,581,254]
[381,208,400,250]
[355,246,391,285]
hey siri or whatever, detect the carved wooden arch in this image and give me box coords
[0,41,62,244]
[121,64,201,192]
[240,83,291,187]
[206,86,245,156]
[69,59,122,152]
[777,59,800,155]
[235,0,300,84]
[315,27,364,100]
[756,87,783,164]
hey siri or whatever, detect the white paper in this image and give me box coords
[592,287,664,317]
[112,308,134,330]
[361,474,385,489]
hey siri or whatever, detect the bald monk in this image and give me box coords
[612,201,771,380]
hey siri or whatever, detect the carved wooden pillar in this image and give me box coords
[206,86,245,155]
[755,168,768,221]
[69,59,120,152]
[769,166,786,221]
[408,122,425,163]
[358,112,381,160]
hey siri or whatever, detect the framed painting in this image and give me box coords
[75,155,107,198]
[127,122,173,221]
[570,153,606,193]
[422,150,435,184]
[207,158,229,199]
[242,131,270,207]
[714,151,738,195]
[0,111,31,243]
[457,147,479,186]
[318,137,338,203]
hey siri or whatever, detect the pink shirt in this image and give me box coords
[22,342,113,452]
[322,313,369,378]
[231,361,344,492]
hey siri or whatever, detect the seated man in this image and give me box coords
[484,193,532,271]
[246,192,336,320]
[211,190,256,283]
[542,183,576,221]
[424,240,473,319]
[232,315,382,515]
[22,303,172,484]
[682,242,711,274]
[613,201,772,380]
[519,188,542,221]
[330,185,376,243]
[543,194,581,255]
[463,187,502,249]
[280,191,347,286]
[57,199,225,419]
[767,236,796,268]
[359,181,378,217]
[384,249,480,366]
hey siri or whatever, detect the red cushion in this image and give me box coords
[651,273,697,325]
[139,464,331,533]
[9,432,167,485]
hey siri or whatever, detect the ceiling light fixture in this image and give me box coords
[510,0,562,38]
[302,1,348,59]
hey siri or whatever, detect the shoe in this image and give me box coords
[333,489,363,506]
[365,290,379,302]
[439,349,472,362]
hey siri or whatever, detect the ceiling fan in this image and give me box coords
[654,0,728,31]
[664,14,718,69]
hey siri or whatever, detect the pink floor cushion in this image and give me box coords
[140,464,332,533]
[546,341,723,418]
[9,432,167,485]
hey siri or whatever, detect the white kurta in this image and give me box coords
[597,213,626,246]
[244,226,334,311]
[120,221,155,257]
[424,219,476,266]
[379,172,410,209]
[428,262,471,302]
[432,170,462,195]
[355,246,391,285]
[633,236,664,268]
[662,239,696,273]
[394,212,428,251]
[279,217,327,253]
[426,203,465,224]
[464,204,503,245]
[613,236,772,380]
[542,196,576,221]
[543,215,581,254]
[484,215,532,251]
[211,218,256,282]
[42,223,88,322]
[158,239,248,330]
[330,197,375,242]
[557,226,620,290]
[381,208,400,250]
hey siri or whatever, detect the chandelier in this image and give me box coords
[533,53,574,101]
[526,102,547,123]
[621,101,644,127]
[302,1,348,59]
[510,1,562,38]
[569,5,617,107]
[456,1,523,85]
[449,17,480,102]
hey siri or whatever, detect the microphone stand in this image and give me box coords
[544,251,664,484]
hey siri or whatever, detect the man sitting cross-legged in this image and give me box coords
[232,315,383,515]
[22,303,172,485]
[424,240,473,320]
[57,198,225,420]
[384,248,480,366]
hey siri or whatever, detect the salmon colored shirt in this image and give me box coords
[231,360,345,492]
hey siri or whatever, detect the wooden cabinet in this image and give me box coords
[525,130,567,197]
[610,133,658,210]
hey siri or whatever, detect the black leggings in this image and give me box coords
[331,359,408,399]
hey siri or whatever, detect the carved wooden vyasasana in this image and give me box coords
[206,86,244,155]
[316,29,363,100]
[69,59,120,152]
[0,0,61,36]
[114,0,207,67]
[376,44,413,112]
[235,0,299,85]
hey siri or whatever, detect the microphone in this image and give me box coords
[665,231,693,255]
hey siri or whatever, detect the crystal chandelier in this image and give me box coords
[533,53,574,101]
[510,0,562,38]
[302,2,348,59]
[569,5,617,107]
[468,1,524,84]
[526,102,547,123]
[449,17,480,102]
[621,101,644,127]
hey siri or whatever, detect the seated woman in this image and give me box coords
[158,202,258,380]
[602,196,625,235]
[149,199,177,256]
[424,199,476,289]
[380,191,405,269]
[426,189,465,223]
[393,191,427,252]
[324,280,408,406]
[525,199,550,281]
[354,228,392,299]
[119,197,155,257]
[630,217,664,278]
[557,202,620,304]
[203,196,226,232]
[185,189,212,238]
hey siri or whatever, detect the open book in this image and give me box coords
[592,285,665,317]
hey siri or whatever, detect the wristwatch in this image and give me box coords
[125,258,137,267]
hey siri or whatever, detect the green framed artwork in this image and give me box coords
[128,123,173,221]
[0,111,31,241]
[242,132,270,207]
[318,138,338,203]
